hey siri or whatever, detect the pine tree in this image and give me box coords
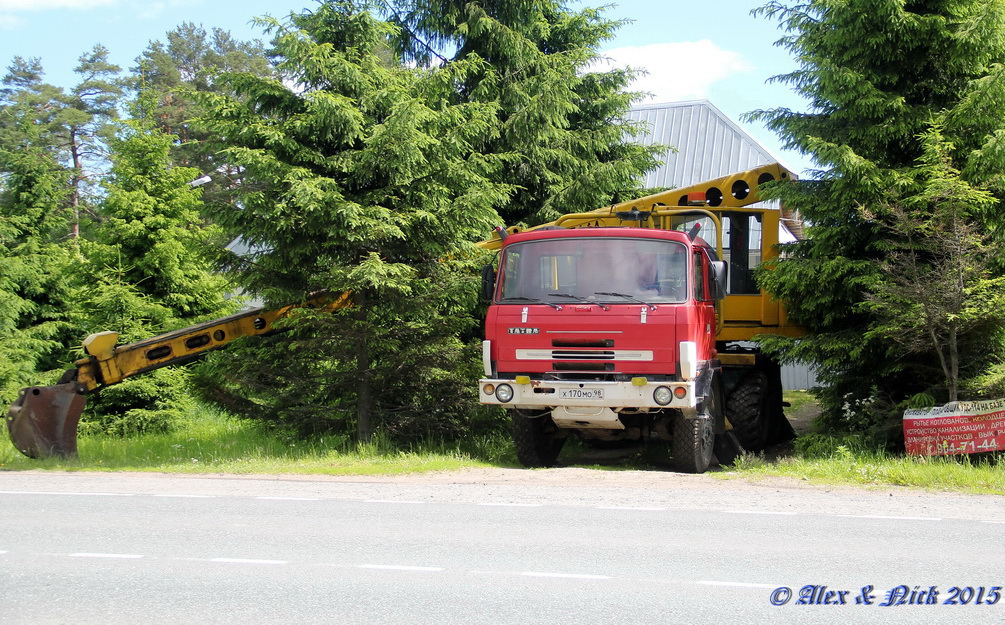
[55,45,124,238]
[132,22,275,189]
[749,1,1005,431]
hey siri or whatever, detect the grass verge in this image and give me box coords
[3,393,1003,494]
[0,404,515,475]
[718,392,1005,495]
[719,446,1005,495]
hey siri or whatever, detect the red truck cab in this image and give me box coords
[479,226,728,473]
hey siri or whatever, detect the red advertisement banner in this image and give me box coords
[903,400,1005,456]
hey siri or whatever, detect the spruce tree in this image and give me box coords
[0,58,77,403]
[385,0,659,225]
[86,111,232,321]
[749,1,1005,432]
[0,150,75,403]
[194,1,511,439]
[73,106,235,434]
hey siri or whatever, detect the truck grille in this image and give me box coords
[515,349,653,362]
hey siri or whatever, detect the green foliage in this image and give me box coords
[75,117,236,428]
[387,0,660,225]
[751,1,1005,431]
[192,1,515,440]
[863,124,1005,401]
[0,244,77,403]
[0,80,79,401]
[89,119,232,320]
[80,368,195,436]
[794,433,872,460]
[0,33,252,438]
[132,21,277,201]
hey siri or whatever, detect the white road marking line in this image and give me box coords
[0,551,8,555]
[153,494,216,499]
[522,572,611,580]
[255,496,320,501]
[364,499,425,504]
[477,503,543,508]
[727,510,798,516]
[836,515,941,521]
[211,558,287,565]
[982,520,1005,524]
[0,491,134,497]
[698,581,779,589]
[359,564,444,572]
[70,553,143,559]
[596,506,667,511]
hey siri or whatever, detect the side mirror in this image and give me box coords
[710,260,728,300]
[481,264,496,301]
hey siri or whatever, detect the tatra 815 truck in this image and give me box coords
[477,163,803,473]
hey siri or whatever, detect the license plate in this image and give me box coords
[560,388,605,400]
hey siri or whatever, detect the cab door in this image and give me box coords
[692,249,717,360]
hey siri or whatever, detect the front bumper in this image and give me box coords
[478,378,697,411]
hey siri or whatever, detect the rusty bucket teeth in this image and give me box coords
[6,383,86,459]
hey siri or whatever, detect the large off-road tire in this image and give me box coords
[511,409,565,468]
[672,377,719,473]
[725,370,769,451]
[672,413,715,474]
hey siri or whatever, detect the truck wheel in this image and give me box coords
[672,413,715,473]
[511,409,565,468]
[672,377,719,474]
[725,370,768,451]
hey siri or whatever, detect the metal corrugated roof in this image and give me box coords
[627,100,777,189]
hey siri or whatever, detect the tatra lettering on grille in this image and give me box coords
[515,349,654,361]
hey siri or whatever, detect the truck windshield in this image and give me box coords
[498,237,689,305]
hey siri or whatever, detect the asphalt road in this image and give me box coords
[1,470,1003,624]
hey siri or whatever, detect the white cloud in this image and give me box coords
[0,0,117,10]
[0,13,22,28]
[594,40,752,103]
[133,0,199,21]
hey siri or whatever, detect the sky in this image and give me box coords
[0,0,812,173]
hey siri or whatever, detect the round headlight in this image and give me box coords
[495,384,514,403]
[653,386,673,406]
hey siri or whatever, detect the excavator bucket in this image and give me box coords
[6,383,86,459]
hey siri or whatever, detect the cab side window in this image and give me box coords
[693,251,708,301]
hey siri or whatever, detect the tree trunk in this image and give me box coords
[70,127,81,239]
[948,320,959,402]
[355,294,373,442]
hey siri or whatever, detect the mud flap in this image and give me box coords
[6,383,86,458]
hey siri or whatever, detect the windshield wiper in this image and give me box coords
[594,292,657,310]
[503,296,562,310]
[548,293,609,310]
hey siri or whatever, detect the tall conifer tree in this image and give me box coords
[749,1,1005,430]
[387,0,659,225]
[195,1,512,439]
